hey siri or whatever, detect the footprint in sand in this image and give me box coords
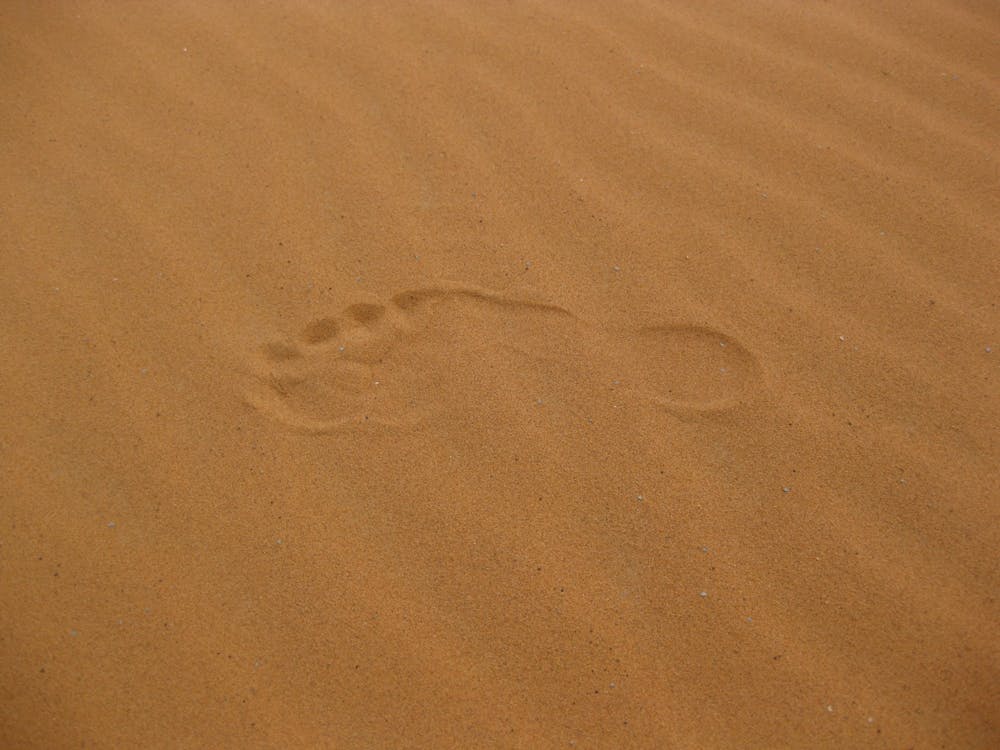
[243,283,763,433]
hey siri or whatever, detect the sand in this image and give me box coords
[1,1,998,747]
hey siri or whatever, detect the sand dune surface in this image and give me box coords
[1,2,998,747]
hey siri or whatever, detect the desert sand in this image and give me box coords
[1,1,998,747]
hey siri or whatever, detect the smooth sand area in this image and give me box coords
[2,2,997,747]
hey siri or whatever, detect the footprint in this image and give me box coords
[622,325,762,417]
[243,283,763,433]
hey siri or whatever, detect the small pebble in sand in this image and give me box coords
[827,705,834,713]
[782,486,791,493]
[613,265,621,272]
[107,521,116,528]
[986,347,993,353]
[699,591,708,598]
[701,546,709,553]
[838,335,845,341]
[636,494,644,501]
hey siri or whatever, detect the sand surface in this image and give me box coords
[2,2,998,747]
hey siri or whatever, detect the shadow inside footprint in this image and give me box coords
[261,341,303,362]
[345,302,386,325]
[300,317,340,345]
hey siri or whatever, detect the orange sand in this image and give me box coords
[1,2,998,747]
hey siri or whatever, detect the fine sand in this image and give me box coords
[2,2,998,747]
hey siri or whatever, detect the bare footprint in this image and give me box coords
[243,283,763,433]
[619,325,762,418]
